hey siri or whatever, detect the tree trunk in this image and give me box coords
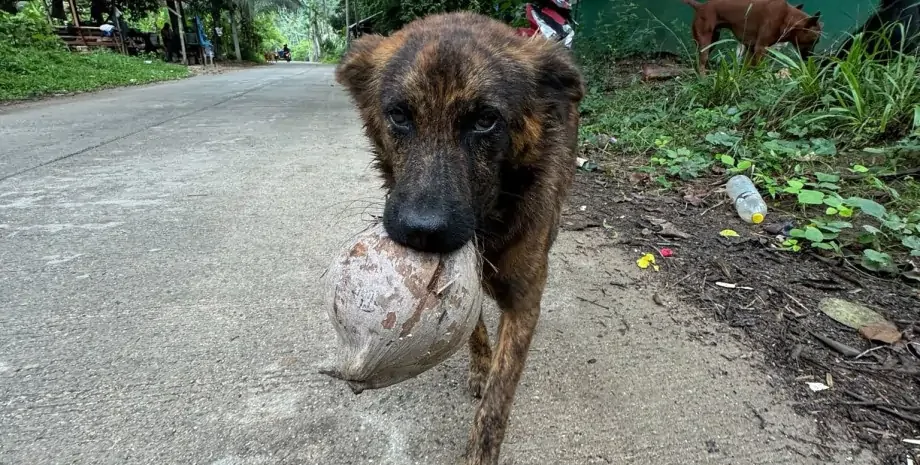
[229,5,241,61]
[209,0,222,59]
[309,11,321,62]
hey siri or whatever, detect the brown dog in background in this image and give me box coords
[335,11,584,465]
[682,0,823,73]
[264,51,276,63]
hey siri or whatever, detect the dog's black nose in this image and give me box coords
[398,209,460,253]
[384,204,473,254]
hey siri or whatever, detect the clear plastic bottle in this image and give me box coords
[725,175,768,224]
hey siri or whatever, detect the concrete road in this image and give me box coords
[0,64,872,465]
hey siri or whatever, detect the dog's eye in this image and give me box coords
[388,108,410,128]
[474,113,498,132]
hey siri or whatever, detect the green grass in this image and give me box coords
[579,23,920,276]
[0,45,190,102]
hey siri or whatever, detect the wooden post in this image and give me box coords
[166,2,187,64]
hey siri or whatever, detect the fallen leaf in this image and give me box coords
[819,298,889,330]
[720,229,740,238]
[858,321,902,344]
[628,172,650,185]
[645,217,691,239]
[683,193,704,206]
[659,248,674,257]
[807,382,830,392]
[636,253,659,272]
[825,372,834,388]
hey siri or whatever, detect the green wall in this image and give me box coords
[575,0,882,57]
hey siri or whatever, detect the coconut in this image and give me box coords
[321,222,483,394]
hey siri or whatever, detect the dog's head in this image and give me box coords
[335,12,584,254]
[787,8,823,58]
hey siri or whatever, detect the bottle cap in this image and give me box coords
[752,213,764,224]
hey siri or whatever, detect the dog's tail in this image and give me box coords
[681,0,703,8]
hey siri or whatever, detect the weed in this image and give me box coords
[580,21,920,275]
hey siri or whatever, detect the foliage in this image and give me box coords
[0,46,189,101]
[0,1,62,50]
[253,10,286,51]
[580,23,920,274]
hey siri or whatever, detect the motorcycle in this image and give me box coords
[516,0,577,49]
[276,49,292,62]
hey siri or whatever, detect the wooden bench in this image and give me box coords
[54,26,125,53]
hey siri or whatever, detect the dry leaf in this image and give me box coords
[858,321,902,344]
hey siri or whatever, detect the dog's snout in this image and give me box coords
[398,208,453,251]
[384,197,474,254]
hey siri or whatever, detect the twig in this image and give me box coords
[784,292,811,314]
[576,296,611,310]
[854,345,887,360]
[701,199,727,216]
[843,390,920,424]
[811,332,862,357]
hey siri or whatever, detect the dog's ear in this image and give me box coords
[805,11,821,27]
[794,3,804,9]
[335,34,386,102]
[535,44,585,107]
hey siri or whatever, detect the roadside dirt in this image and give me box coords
[562,158,920,464]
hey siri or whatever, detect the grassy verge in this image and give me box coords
[580,24,920,278]
[0,46,190,102]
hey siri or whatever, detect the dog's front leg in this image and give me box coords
[465,252,547,465]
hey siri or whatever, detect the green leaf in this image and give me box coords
[784,179,805,194]
[826,207,838,215]
[719,154,735,166]
[735,160,753,171]
[846,197,887,219]
[798,190,825,205]
[902,235,920,251]
[851,164,869,173]
[706,131,741,147]
[804,226,824,242]
[789,228,806,238]
[815,172,840,183]
[810,138,837,155]
[823,195,843,208]
[824,221,853,231]
[862,225,883,235]
[816,182,840,191]
[813,242,836,250]
[861,249,893,271]
[863,249,890,263]
[839,206,854,218]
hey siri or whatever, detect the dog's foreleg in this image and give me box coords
[468,310,492,398]
[466,248,547,465]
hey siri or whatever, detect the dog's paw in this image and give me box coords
[467,370,486,399]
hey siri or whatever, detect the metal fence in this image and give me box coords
[574,0,881,58]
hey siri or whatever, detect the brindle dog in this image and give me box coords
[335,11,585,465]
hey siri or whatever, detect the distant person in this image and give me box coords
[160,23,174,62]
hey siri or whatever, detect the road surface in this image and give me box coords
[0,64,871,464]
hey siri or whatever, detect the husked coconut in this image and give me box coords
[321,222,483,394]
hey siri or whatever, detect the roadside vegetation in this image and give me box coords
[578,21,920,279]
[0,3,187,101]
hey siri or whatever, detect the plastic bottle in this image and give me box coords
[725,175,768,224]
